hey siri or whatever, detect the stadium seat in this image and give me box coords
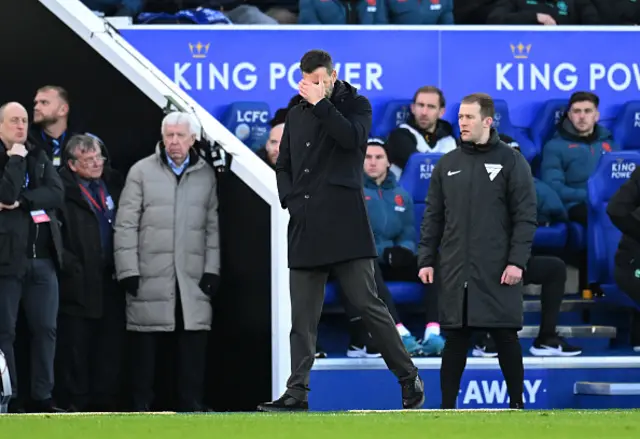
[448,100,538,163]
[611,101,640,151]
[222,102,271,151]
[587,150,640,310]
[533,223,568,249]
[324,280,423,305]
[413,203,425,240]
[399,153,444,204]
[568,222,586,251]
[323,152,441,308]
[374,100,411,138]
[529,99,566,151]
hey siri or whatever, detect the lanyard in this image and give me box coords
[78,183,107,213]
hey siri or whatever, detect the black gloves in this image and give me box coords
[121,274,220,297]
[120,276,139,296]
[383,246,416,268]
[199,273,220,297]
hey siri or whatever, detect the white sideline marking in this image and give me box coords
[0,412,178,416]
[349,409,518,413]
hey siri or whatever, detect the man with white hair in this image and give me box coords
[114,111,220,412]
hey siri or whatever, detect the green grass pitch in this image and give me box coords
[1,410,639,439]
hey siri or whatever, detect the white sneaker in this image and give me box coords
[346,345,382,358]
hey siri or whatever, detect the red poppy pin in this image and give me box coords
[395,194,404,207]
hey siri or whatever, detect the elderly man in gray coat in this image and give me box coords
[114,111,220,412]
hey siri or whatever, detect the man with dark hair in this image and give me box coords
[256,108,288,169]
[28,85,74,168]
[56,134,125,411]
[418,93,537,409]
[541,91,617,226]
[386,85,456,178]
[257,49,423,412]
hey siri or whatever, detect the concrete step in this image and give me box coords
[574,381,640,395]
[518,325,616,339]
[523,299,593,313]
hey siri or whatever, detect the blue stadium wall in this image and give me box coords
[0,0,273,411]
[120,26,640,149]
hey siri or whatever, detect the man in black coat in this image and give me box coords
[257,50,423,412]
[55,134,125,412]
[0,102,65,413]
[418,93,537,409]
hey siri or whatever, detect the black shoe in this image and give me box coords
[510,401,525,409]
[257,394,308,412]
[401,375,425,409]
[8,399,25,414]
[530,333,582,357]
[29,398,66,413]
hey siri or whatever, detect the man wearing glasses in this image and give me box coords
[56,134,125,412]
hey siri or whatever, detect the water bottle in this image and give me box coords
[0,349,11,414]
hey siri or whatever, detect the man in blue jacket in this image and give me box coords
[357,138,445,356]
[541,91,617,226]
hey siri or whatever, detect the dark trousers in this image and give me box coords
[341,258,439,333]
[524,255,566,337]
[614,263,640,307]
[568,203,588,290]
[440,285,523,409]
[129,329,208,411]
[286,257,418,401]
[55,275,126,411]
[340,261,401,334]
[613,264,640,346]
[0,259,58,401]
[379,257,439,324]
[441,326,524,409]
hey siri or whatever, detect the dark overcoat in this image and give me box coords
[418,130,537,329]
[275,80,377,269]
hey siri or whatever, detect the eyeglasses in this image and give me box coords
[77,155,106,166]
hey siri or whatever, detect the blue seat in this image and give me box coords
[413,203,425,242]
[324,153,437,308]
[611,101,640,151]
[222,102,270,150]
[374,100,411,138]
[533,223,568,248]
[587,151,640,310]
[325,281,339,305]
[568,222,586,251]
[449,100,538,163]
[398,153,444,204]
[324,281,423,305]
[529,99,567,151]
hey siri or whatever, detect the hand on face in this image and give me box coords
[298,79,326,106]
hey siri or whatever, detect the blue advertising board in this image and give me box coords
[120,26,640,135]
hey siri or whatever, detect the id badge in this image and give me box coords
[30,210,51,224]
[106,196,115,211]
[52,157,61,167]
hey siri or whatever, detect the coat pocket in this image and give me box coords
[328,175,360,189]
[0,233,14,265]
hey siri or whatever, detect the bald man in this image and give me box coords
[0,102,64,413]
